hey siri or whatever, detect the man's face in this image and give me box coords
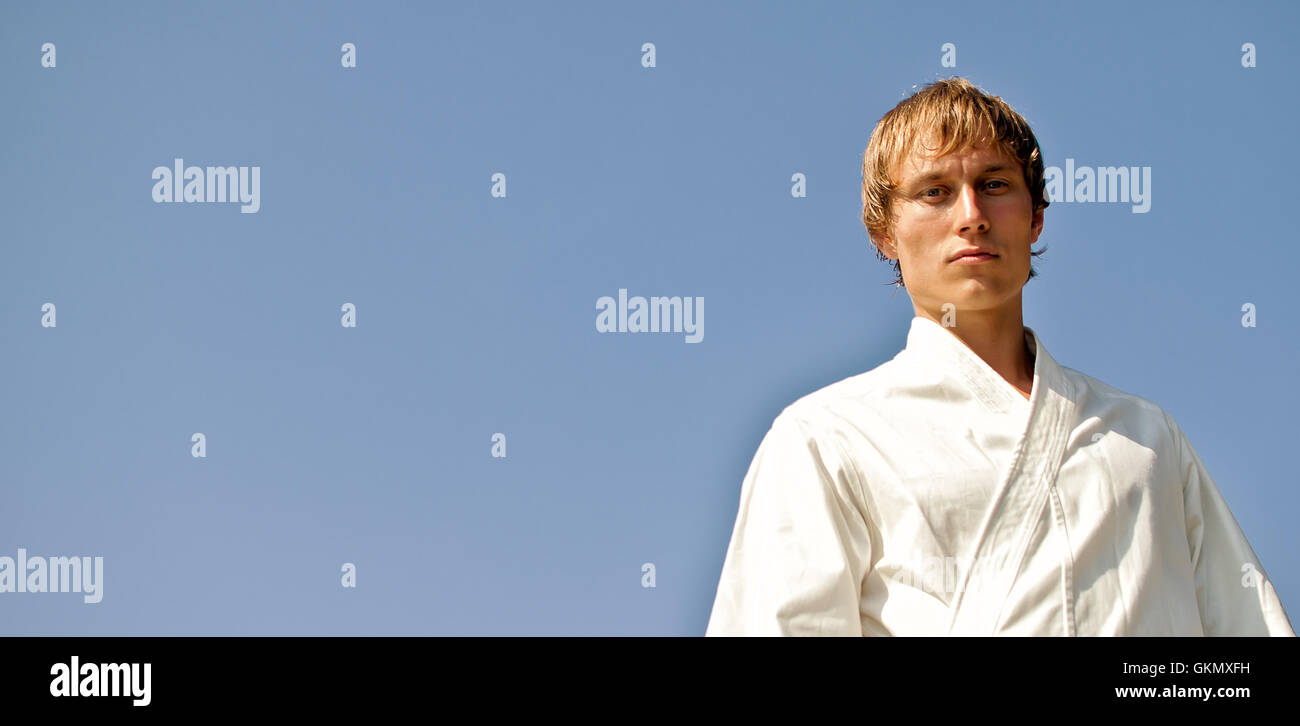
[880,139,1044,318]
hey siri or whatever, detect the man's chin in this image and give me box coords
[919,284,1020,313]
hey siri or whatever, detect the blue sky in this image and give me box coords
[1,0,1295,634]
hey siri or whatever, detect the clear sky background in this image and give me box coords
[1,0,1295,635]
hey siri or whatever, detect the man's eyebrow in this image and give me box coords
[906,164,1010,185]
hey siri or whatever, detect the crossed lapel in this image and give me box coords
[935,324,1078,635]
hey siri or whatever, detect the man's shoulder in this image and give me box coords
[773,358,902,430]
[1059,364,1180,432]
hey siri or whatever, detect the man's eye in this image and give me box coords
[920,181,1006,198]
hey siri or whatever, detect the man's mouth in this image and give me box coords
[952,252,998,264]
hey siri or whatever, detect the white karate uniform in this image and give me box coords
[706,316,1294,636]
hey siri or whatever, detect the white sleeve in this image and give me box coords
[1169,412,1296,636]
[706,411,873,636]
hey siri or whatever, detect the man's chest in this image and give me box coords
[846,413,1185,591]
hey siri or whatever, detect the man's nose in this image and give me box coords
[957,184,989,234]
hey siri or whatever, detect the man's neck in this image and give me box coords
[915,300,1035,399]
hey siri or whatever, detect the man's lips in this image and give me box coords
[951,252,998,264]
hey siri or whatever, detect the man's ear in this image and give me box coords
[1029,205,1045,245]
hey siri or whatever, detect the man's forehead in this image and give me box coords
[896,143,1014,182]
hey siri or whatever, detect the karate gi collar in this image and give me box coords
[901,315,1069,417]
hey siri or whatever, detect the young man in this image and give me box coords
[705,77,1294,636]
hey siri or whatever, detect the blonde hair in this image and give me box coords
[861,77,1049,287]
